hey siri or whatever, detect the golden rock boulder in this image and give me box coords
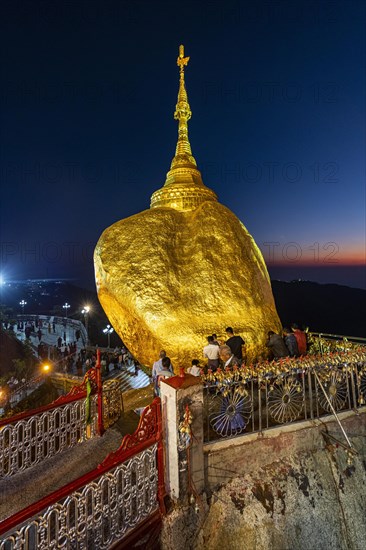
[94,46,281,368]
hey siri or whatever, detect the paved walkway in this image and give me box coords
[104,361,151,391]
[11,317,151,392]
[14,316,85,354]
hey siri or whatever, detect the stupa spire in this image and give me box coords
[172,45,195,162]
[150,45,217,211]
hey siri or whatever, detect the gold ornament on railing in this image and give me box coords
[178,404,193,450]
[203,349,366,388]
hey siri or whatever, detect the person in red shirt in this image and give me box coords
[291,324,307,355]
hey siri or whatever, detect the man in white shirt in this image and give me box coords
[203,336,220,370]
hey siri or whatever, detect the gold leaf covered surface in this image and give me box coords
[94,200,281,369]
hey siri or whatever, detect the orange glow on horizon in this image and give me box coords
[268,257,366,267]
[261,242,365,267]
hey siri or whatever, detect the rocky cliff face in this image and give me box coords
[196,448,366,549]
[161,414,366,550]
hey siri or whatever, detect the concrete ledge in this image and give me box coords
[204,407,366,453]
[204,407,366,494]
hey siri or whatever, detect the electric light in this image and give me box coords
[102,324,114,348]
[63,303,71,318]
[81,306,91,345]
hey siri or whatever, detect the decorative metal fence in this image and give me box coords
[0,361,108,478]
[102,379,123,430]
[307,332,366,355]
[0,395,98,478]
[0,399,164,550]
[203,350,366,443]
[7,376,45,408]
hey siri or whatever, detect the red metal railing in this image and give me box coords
[0,397,164,547]
[96,348,104,436]
[0,349,105,427]
[0,353,107,478]
[0,367,96,429]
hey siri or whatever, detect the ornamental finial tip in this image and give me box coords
[177,44,190,71]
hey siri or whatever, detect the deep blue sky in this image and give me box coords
[0,0,365,289]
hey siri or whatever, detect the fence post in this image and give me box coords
[160,372,204,503]
[156,398,166,513]
[96,349,104,436]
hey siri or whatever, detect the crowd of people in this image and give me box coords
[3,316,309,392]
[47,344,140,378]
[266,324,308,360]
[2,316,145,383]
[2,318,59,340]
[152,324,309,394]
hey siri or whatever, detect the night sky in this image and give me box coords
[1,0,365,290]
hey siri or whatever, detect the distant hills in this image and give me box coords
[271,280,366,337]
[1,278,365,340]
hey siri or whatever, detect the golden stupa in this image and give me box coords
[94,46,281,368]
